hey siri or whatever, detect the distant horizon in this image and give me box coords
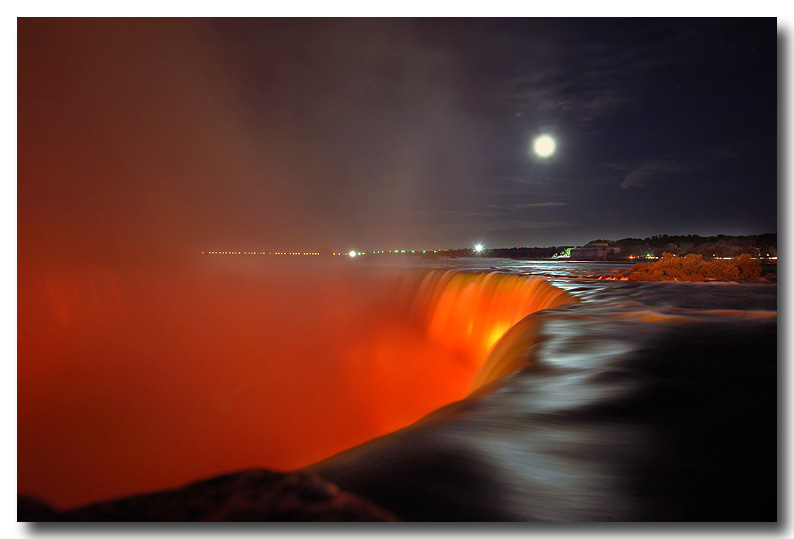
[197,231,777,256]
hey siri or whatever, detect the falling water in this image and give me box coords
[18,258,577,510]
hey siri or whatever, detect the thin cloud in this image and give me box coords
[496,22,709,125]
[483,220,575,232]
[620,159,690,189]
[513,202,568,209]
[408,208,500,223]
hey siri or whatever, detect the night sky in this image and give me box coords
[18,18,777,257]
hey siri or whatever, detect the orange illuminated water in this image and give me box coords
[17,258,576,510]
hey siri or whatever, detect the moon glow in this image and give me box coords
[532,135,556,158]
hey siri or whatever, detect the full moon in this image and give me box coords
[532,134,556,158]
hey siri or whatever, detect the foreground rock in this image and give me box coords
[18,470,399,522]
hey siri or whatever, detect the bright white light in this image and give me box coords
[532,134,556,158]
[348,250,357,258]
[474,243,484,253]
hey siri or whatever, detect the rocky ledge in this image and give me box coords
[18,470,399,522]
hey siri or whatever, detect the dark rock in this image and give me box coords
[18,495,60,522]
[20,470,398,522]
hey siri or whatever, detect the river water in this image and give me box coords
[17,256,777,520]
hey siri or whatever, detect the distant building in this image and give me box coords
[569,242,621,261]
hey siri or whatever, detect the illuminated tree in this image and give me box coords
[628,252,762,281]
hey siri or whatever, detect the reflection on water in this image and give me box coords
[18,256,777,520]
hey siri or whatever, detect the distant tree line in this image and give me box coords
[417,233,776,261]
[608,233,776,260]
